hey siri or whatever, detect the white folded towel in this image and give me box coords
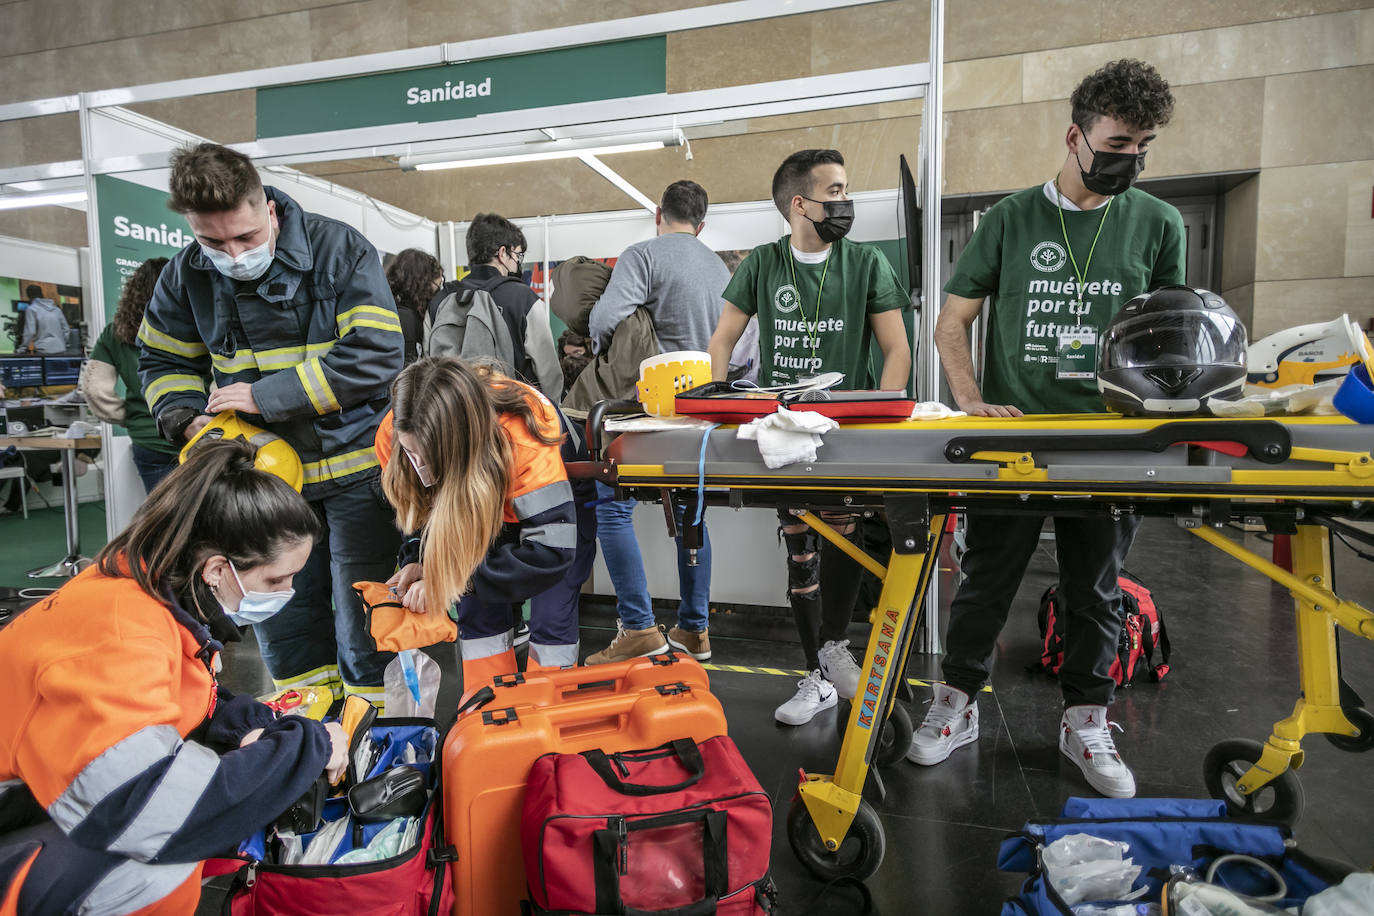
[738,407,839,468]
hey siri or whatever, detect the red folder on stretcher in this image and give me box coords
[674,381,915,423]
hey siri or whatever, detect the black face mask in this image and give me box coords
[801,197,854,243]
[1077,135,1146,196]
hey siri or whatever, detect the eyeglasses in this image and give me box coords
[508,248,525,262]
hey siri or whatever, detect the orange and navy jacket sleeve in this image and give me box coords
[9,589,330,866]
[469,385,575,604]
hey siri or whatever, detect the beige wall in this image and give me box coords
[2,0,1372,333]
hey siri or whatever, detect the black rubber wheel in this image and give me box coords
[874,704,913,768]
[1325,707,1374,753]
[787,795,886,881]
[834,702,914,769]
[1203,738,1306,826]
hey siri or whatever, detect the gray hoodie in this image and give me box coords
[21,297,70,354]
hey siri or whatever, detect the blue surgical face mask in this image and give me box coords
[220,559,294,626]
[201,220,275,281]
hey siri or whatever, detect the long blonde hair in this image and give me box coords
[383,357,561,612]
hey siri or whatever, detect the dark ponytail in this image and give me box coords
[96,438,319,610]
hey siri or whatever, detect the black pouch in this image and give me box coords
[276,774,329,835]
[348,765,427,823]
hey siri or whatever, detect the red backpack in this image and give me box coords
[1036,572,1171,687]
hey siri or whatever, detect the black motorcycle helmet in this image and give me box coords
[1097,286,1248,416]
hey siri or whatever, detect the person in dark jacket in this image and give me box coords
[138,143,405,710]
[386,248,442,366]
[430,213,562,399]
[0,438,345,916]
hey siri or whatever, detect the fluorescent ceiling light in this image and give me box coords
[0,189,88,210]
[400,130,683,172]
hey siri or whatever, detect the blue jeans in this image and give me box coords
[594,481,710,633]
[254,472,401,697]
[130,443,178,494]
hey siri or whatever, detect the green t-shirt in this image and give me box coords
[90,324,179,454]
[945,185,1186,413]
[724,235,908,389]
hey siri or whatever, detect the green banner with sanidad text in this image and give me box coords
[255,36,667,139]
[95,174,194,319]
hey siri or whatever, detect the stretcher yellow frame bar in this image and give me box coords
[796,512,946,853]
[1187,524,1374,797]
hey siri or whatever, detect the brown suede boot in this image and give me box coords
[586,620,669,665]
[666,626,711,661]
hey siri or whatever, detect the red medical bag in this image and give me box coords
[522,736,777,915]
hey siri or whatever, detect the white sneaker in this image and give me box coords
[906,684,979,765]
[818,639,862,700]
[774,670,837,726]
[1060,705,1136,798]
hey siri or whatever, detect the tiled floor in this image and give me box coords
[198,517,1374,915]
[5,504,1368,914]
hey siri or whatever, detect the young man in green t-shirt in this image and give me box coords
[908,60,1184,797]
[708,148,911,725]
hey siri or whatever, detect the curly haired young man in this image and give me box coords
[909,60,1185,798]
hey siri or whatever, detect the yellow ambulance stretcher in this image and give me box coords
[575,409,1374,881]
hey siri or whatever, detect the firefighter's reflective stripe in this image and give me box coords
[337,305,403,337]
[295,358,340,415]
[138,323,209,359]
[301,447,379,486]
[212,342,336,375]
[144,374,207,411]
[271,663,342,699]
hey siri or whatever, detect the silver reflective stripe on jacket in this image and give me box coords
[49,725,181,834]
[511,480,573,520]
[76,858,197,916]
[108,741,220,860]
[520,523,577,550]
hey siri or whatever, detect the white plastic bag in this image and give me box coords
[1044,833,1145,907]
[384,649,440,718]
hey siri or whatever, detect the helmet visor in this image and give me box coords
[1100,311,1247,371]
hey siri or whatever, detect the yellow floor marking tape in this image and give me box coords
[700,662,993,693]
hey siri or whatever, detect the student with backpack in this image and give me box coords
[427,213,563,399]
[706,149,912,726]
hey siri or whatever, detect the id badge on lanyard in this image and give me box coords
[1056,328,1097,380]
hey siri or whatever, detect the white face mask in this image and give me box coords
[201,220,275,281]
[219,559,294,626]
[405,447,436,488]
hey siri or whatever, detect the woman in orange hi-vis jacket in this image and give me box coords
[376,357,582,689]
[0,439,348,915]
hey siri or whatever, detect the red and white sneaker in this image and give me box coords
[1060,705,1137,798]
[906,683,979,765]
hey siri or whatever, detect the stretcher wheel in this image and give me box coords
[1203,739,1305,826]
[1325,707,1374,753]
[787,795,886,881]
[834,702,914,768]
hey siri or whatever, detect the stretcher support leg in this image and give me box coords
[1188,523,1371,797]
[796,511,944,869]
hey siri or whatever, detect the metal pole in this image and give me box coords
[918,0,945,655]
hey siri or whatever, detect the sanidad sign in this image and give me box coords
[255,36,667,139]
[94,174,193,318]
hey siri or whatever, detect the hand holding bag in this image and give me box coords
[354,580,457,652]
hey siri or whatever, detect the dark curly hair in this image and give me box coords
[1070,59,1175,133]
[113,257,169,347]
[387,248,443,316]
